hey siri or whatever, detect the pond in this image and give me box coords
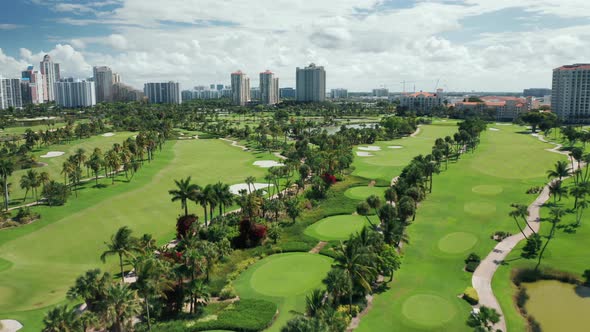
[523,280,590,332]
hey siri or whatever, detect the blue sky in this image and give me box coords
[1,0,589,91]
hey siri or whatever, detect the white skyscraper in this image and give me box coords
[552,64,590,122]
[260,70,279,105]
[40,54,60,102]
[93,66,114,103]
[144,82,182,104]
[0,77,23,109]
[296,63,326,102]
[54,79,96,108]
[231,71,250,106]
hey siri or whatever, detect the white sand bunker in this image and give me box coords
[229,183,273,195]
[40,151,65,158]
[489,128,499,131]
[0,320,23,332]
[253,160,285,168]
[102,133,115,137]
[356,151,374,157]
[388,146,404,149]
[495,123,512,126]
[358,146,381,151]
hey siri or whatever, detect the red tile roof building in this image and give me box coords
[399,91,444,113]
[454,96,530,120]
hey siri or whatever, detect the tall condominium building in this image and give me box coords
[260,70,279,105]
[144,82,182,104]
[53,79,96,108]
[21,65,44,104]
[113,82,145,102]
[250,87,261,101]
[552,64,590,121]
[40,54,60,102]
[0,77,23,109]
[296,63,326,102]
[331,88,348,99]
[373,88,389,97]
[93,66,114,103]
[231,71,250,106]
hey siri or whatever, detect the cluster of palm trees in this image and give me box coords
[283,227,400,331]
[19,169,50,203]
[45,224,231,332]
[169,177,233,226]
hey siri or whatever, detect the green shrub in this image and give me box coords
[465,261,480,273]
[463,287,479,305]
[14,207,40,224]
[0,220,20,229]
[273,241,314,253]
[219,284,236,300]
[147,299,277,332]
[464,252,481,264]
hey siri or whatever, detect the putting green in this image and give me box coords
[472,185,503,195]
[304,214,372,241]
[464,201,496,215]
[248,253,332,296]
[438,232,478,254]
[344,186,387,200]
[401,294,457,327]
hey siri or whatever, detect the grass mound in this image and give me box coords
[438,232,478,254]
[402,294,457,327]
[472,185,503,195]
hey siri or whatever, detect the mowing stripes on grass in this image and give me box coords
[304,214,372,241]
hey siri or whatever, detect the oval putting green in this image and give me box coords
[402,294,457,327]
[344,186,387,200]
[438,232,478,254]
[304,214,372,241]
[243,253,332,297]
[464,201,496,215]
[472,185,503,195]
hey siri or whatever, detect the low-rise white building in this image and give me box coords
[399,91,443,113]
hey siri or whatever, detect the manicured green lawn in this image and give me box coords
[0,139,274,330]
[233,253,332,331]
[352,122,458,185]
[494,176,590,332]
[304,214,372,241]
[356,126,565,331]
[6,131,137,204]
[344,186,387,201]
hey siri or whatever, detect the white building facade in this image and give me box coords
[260,70,279,105]
[0,78,23,109]
[296,63,326,102]
[552,64,590,122]
[144,82,182,104]
[93,66,114,103]
[54,79,96,108]
[40,54,60,102]
[231,71,250,106]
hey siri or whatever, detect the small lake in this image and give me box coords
[523,280,590,332]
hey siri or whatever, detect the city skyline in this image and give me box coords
[1,1,589,92]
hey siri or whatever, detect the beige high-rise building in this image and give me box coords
[296,63,326,102]
[40,54,60,102]
[260,70,279,105]
[93,66,114,103]
[552,64,590,122]
[231,71,250,106]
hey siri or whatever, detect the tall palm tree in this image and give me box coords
[193,188,209,226]
[547,160,570,181]
[67,269,110,311]
[100,226,140,283]
[509,204,533,238]
[168,177,199,216]
[204,184,218,221]
[548,180,568,203]
[245,176,256,194]
[103,283,141,332]
[26,169,40,201]
[569,182,588,209]
[133,255,174,331]
[20,174,32,203]
[536,207,565,271]
[0,158,14,211]
[305,289,326,317]
[333,240,376,314]
[42,305,80,332]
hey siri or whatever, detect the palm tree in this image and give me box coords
[245,176,256,194]
[42,305,80,332]
[204,184,218,220]
[333,240,376,314]
[547,160,570,181]
[509,204,534,238]
[168,177,199,216]
[548,180,568,203]
[67,269,110,311]
[323,268,349,306]
[39,171,50,192]
[100,226,140,283]
[26,169,40,201]
[193,188,210,226]
[305,289,326,317]
[133,255,173,331]
[536,207,565,271]
[569,182,587,209]
[576,200,588,226]
[103,283,141,332]
[0,158,14,211]
[20,174,32,203]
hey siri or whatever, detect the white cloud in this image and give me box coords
[0,24,22,30]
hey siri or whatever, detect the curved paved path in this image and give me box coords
[472,134,572,332]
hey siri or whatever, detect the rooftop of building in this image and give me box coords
[555,64,590,71]
[404,91,438,97]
